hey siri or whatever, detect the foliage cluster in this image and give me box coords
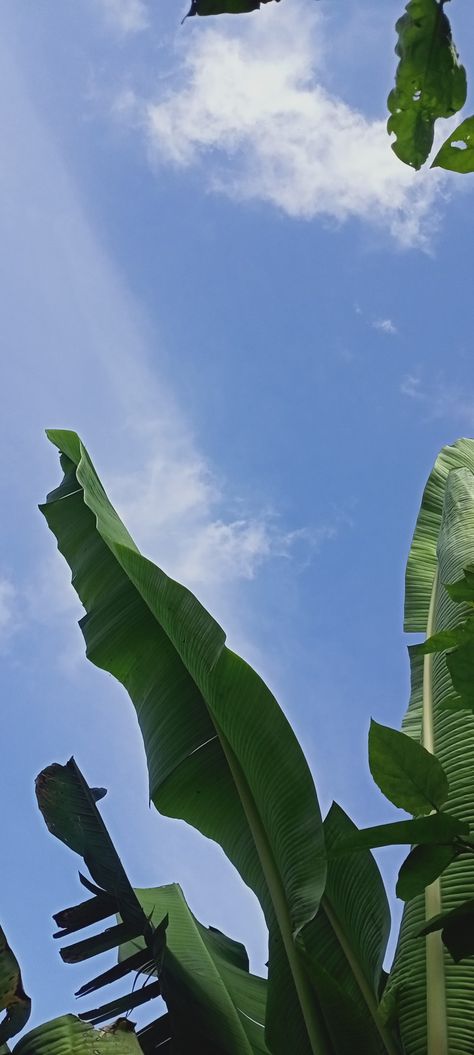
[2,435,474,1054]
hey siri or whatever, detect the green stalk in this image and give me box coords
[423,569,448,1055]
[217,727,333,1055]
[321,896,400,1055]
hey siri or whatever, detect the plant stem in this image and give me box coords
[321,896,400,1055]
[423,569,449,1055]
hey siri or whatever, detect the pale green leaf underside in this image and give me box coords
[387,455,474,1055]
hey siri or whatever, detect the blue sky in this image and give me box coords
[2,0,474,1035]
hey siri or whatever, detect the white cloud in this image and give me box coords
[0,578,17,645]
[125,3,443,247]
[110,425,340,597]
[400,373,474,423]
[98,0,149,34]
[373,318,397,335]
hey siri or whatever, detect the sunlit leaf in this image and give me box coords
[432,115,474,172]
[387,0,466,169]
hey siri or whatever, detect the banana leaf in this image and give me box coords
[36,759,165,1027]
[11,1016,142,1054]
[41,431,327,1055]
[301,804,399,1055]
[385,442,474,1055]
[120,884,269,1055]
[0,930,31,1045]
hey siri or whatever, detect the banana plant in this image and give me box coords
[40,431,474,1054]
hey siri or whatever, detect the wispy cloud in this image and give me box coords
[98,0,149,34]
[110,425,341,595]
[0,577,17,648]
[400,372,474,424]
[373,318,397,335]
[121,3,443,248]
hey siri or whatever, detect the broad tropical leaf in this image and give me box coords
[387,0,466,169]
[385,443,474,1055]
[0,930,30,1045]
[368,720,449,815]
[41,431,327,1055]
[11,1016,142,1055]
[432,115,474,172]
[120,884,269,1055]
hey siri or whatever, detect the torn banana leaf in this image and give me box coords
[36,759,165,1027]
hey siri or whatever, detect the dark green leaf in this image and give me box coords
[330,812,468,854]
[186,0,277,16]
[387,0,466,169]
[53,893,118,937]
[369,719,449,814]
[419,899,474,961]
[445,565,474,602]
[80,980,161,1026]
[60,922,141,964]
[36,760,148,936]
[447,643,474,711]
[396,844,458,900]
[0,930,31,1045]
[411,622,474,656]
[137,1015,171,1054]
[432,115,474,172]
[76,948,153,997]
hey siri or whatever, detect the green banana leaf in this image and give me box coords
[385,442,474,1055]
[120,884,269,1055]
[387,0,466,170]
[41,431,327,1055]
[11,1016,142,1054]
[301,804,399,1055]
[0,930,31,1045]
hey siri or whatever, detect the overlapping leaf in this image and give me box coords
[0,930,30,1045]
[10,1015,142,1055]
[387,0,466,169]
[301,804,398,1055]
[120,884,269,1055]
[41,431,326,1055]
